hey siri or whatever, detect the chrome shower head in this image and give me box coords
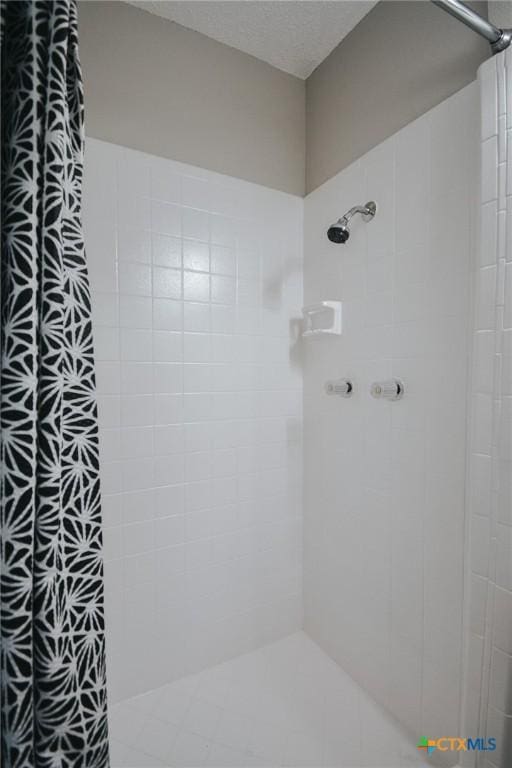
[327,201,377,244]
[326,221,350,244]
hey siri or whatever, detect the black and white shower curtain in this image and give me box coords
[1,2,109,766]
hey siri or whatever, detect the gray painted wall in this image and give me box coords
[78,1,306,195]
[306,0,489,192]
[79,0,491,197]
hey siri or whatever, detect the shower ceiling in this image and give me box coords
[125,1,377,78]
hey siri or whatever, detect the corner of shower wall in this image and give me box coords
[460,48,512,768]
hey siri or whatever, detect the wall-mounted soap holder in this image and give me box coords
[302,301,342,337]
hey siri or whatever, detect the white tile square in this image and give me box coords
[184,393,212,422]
[183,208,210,243]
[185,452,210,482]
[99,429,121,462]
[119,262,152,296]
[92,293,118,327]
[94,327,119,361]
[171,730,210,767]
[496,523,512,590]
[152,331,183,362]
[120,329,152,362]
[153,267,182,300]
[211,305,235,334]
[185,480,211,512]
[490,647,512,714]
[154,363,183,394]
[154,454,185,488]
[184,333,211,363]
[121,363,153,394]
[102,494,122,528]
[87,242,117,293]
[493,586,512,655]
[182,176,211,211]
[118,227,151,264]
[211,246,236,276]
[184,302,211,332]
[151,164,181,204]
[183,240,210,272]
[154,484,185,518]
[211,276,236,305]
[481,135,498,204]
[155,515,185,548]
[184,364,211,393]
[97,395,121,429]
[151,200,181,237]
[120,427,153,460]
[154,425,184,455]
[137,718,177,763]
[119,295,152,329]
[124,520,154,557]
[237,248,260,280]
[184,271,210,302]
[121,395,154,427]
[152,233,182,269]
[185,423,212,453]
[210,214,235,247]
[481,61,498,140]
[118,151,150,196]
[181,698,222,740]
[153,298,183,331]
[122,457,154,492]
[154,394,184,424]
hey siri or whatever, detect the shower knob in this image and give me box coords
[325,379,353,397]
[370,378,404,401]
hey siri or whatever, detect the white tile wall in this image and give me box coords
[84,71,509,760]
[461,50,512,768]
[83,140,303,703]
[303,83,479,750]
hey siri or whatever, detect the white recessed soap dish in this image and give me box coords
[302,301,342,337]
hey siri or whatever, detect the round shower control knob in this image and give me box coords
[370,378,404,401]
[325,379,353,397]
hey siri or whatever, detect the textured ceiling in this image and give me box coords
[126,1,377,79]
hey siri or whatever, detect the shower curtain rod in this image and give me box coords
[432,0,511,53]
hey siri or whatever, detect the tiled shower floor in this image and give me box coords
[109,632,430,768]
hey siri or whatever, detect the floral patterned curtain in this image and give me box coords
[1,2,109,765]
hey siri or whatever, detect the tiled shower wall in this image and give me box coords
[303,83,478,752]
[462,50,512,768]
[83,140,303,703]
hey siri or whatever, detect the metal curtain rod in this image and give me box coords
[432,0,511,54]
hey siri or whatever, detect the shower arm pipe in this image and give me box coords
[431,0,511,54]
[340,204,373,225]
